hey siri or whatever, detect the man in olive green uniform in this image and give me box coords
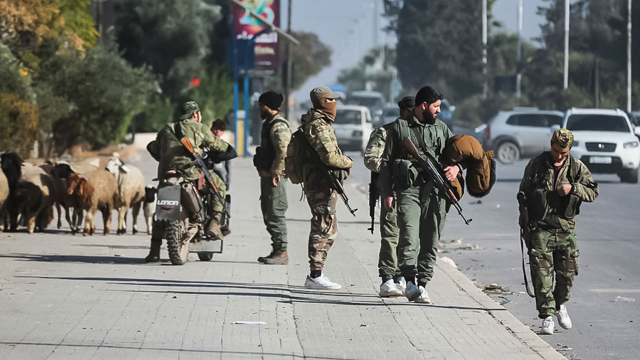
[254,91,292,265]
[518,129,598,335]
[145,101,235,262]
[379,86,460,303]
[301,86,353,290]
[364,96,414,297]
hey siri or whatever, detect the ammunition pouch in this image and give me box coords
[530,188,582,223]
[392,158,419,188]
[253,146,272,172]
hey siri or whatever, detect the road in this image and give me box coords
[348,149,640,360]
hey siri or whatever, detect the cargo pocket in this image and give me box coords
[393,159,419,187]
[568,249,580,276]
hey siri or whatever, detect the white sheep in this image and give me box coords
[105,157,146,235]
[143,185,157,235]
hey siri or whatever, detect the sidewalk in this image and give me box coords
[0,156,565,359]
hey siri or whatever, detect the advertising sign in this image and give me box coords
[233,0,280,75]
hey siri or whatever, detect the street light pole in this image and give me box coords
[516,0,522,98]
[284,0,293,119]
[482,0,488,98]
[627,0,632,112]
[564,0,570,89]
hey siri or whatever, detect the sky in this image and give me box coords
[284,0,547,102]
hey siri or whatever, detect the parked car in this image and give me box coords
[437,98,456,131]
[346,91,386,126]
[562,108,640,183]
[483,108,564,164]
[334,105,373,154]
[382,105,399,125]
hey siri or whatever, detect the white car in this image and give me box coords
[562,108,640,183]
[333,105,373,154]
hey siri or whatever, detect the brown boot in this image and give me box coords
[145,240,161,263]
[263,251,288,265]
[205,218,223,240]
[257,250,276,263]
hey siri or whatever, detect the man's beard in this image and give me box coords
[422,110,436,125]
[259,110,269,120]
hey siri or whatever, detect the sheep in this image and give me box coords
[143,185,157,235]
[105,157,145,235]
[0,171,8,232]
[47,163,85,234]
[67,169,118,236]
[14,165,56,233]
[1,152,23,231]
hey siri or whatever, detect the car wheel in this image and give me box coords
[496,141,520,165]
[620,168,639,184]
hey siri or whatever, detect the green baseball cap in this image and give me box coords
[179,101,200,120]
[310,86,341,102]
[551,128,574,148]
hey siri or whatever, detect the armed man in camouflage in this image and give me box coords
[301,86,353,290]
[364,96,414,297]
[145,101,236,262]
[518,128,598,335]
[379,86,460,303]
[254,91,292,265]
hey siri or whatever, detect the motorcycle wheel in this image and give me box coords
[197,252,214,261]
[166,220,189,265]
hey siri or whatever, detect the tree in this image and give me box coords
[188,65,234,126]
[337,46,397,101]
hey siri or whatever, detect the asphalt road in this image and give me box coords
[347,150,640,360]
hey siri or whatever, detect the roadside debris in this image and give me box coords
[439,239,482,251]
[613,296,636,303]
[440,257,458,269]
[481,283,512,295]
[231,321,267,325]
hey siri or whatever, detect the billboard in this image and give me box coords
[233,0,280,75]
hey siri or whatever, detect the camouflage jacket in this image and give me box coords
[379,117,453,197]
[519,153,598,230]
[259,112,292,178]
[364,123,394,173]
[147,119,230,181]
[301,108,353,190]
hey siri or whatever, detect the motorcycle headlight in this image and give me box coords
[353,130,363,137]
[623,141,639,149]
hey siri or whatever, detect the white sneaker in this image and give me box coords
[414,286,432,304]
[405,282,421,301]
[305,274,342,290]
[556,304,572,329]
[380,279,403,297]
[394,278,406,294]
[541,316,555,335]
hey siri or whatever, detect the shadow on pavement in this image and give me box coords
[0,254,143,264]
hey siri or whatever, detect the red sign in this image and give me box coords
[233,0,280,75]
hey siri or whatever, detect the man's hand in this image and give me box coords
[272,174,281,187]
[444,165,460,182]
[383,196,394,212]
[557,183,572,196]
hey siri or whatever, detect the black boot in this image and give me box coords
[145,239,161,263]
[257,249,276,263]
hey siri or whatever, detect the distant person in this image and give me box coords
[363,96,414,297]
[253,91,292,265]
[210,119,231,190]
[518,129,598,335]
[301,86,353,290]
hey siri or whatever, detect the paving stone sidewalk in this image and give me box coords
[0,155,565,360]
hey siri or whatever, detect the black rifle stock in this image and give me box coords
[368,172,379,233]
[399,137,471,225]
[300,134,357,216]
[517,191,535,298]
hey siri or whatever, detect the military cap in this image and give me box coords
[310,86,341,103]
[398,96,415,110]
[551,128,574,148]
[179,101,200,120]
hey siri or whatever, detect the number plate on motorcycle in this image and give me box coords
[156,185,182,221]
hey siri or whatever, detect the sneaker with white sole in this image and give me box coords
[394,277,406,294]
[305,274,342,290]
[541,316,555,335]
[556,304,572,329]
[380,279,403,297]
[413,286,432,304]
[405,282,421,301]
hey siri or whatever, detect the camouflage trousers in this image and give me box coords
[529,228,579,319]
[305,188,338,271]
[378,198,401,281]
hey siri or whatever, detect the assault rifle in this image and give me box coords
[300,135,357,216]
[368,172,379,234]
[399,137,471,225]
[517,191,535,298]
[180,137,226,206]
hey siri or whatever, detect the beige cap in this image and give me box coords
[310,86,341,102]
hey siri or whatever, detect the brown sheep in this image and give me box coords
[0,171,8,232]
[67,170,118,236]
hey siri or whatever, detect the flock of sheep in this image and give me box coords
[0,153,157,236]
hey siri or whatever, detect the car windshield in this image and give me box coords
[384,108,398,117]
[566,115,631,132]
[348,96,384,109]
[335,110,362,125]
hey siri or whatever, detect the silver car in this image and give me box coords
[482,108,564,164]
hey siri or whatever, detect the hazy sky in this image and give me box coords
[285,0,547,102]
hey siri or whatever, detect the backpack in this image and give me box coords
[284,128,307,184]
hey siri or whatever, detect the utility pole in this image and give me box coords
[482,0,488,98]
[564,0,570,89]
[516,0,522,98]
[627,0,632,112]
[284,0,293,119]
[373,0,379,47]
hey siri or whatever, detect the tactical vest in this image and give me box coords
[254,114,288,172]
[529,153,582,223]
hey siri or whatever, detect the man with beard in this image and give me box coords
[254,91,292,265]
[379,86,460,303]
[301,86,353,290]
